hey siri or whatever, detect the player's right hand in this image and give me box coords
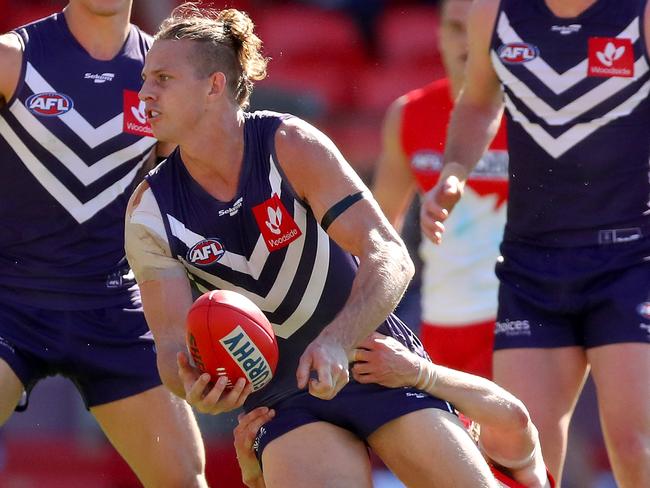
[420,175,464,244]
[177,351,252,415]
[296,335,350,400]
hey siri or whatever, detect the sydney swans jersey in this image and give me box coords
[401,79,508,325]
[0,14,155,310]
[142,112,426,408]
[491,0,650,246]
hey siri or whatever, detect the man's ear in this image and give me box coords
[208,71,227,97]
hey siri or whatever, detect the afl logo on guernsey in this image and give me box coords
[188,238,226,266]
[26,92,73,117]
[497,43,539,64]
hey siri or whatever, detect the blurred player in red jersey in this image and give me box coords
[372,0,507,379]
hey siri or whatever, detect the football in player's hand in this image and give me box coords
[186,290,278,392]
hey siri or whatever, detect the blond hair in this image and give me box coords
[156,2,268,109]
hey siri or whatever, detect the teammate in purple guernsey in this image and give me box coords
[420,0,650,486]
[125,4,502,487]
[0,1,208,486]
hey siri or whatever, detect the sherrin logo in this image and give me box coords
[187,238,225,266]
[26,92,73,117]
[498,43,539,64]
[220,326,273,391]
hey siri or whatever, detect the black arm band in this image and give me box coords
[320,191,366,232]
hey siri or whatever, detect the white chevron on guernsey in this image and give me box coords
[0,115,150,223]
[492,53,649,126]
[180,218,329,340]
[168,199,307,282]
[497,13,639,95]
[503,78,650,158]
[25,63,125,148]
[10,100,155,185]
[163,153,288,279]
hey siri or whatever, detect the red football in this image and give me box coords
[186,290,278,392]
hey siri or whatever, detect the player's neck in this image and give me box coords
[544,0,598,18]
[63,4,131,61]
[179,110,246,202]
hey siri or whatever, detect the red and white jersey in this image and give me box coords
[401,79,508,325]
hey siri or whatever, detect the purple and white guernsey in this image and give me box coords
[491,0,650,247]
[144,111,425,408]
[0,14,155,309]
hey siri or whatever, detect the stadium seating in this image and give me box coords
[377,5,441,67]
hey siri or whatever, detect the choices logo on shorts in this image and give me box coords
[495,319,532,336]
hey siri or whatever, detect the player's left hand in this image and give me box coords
[177,351,253,414]
[296,335,350,400]
[351,333,420,388]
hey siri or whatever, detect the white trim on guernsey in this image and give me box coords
[10,101,154,185]
[502,78,650,158]
[269,154,282,196]
[0,116,151,223]
[496,13,639,95]
[492,53,649,126]
[25,62,132,148]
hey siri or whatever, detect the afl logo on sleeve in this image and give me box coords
[26,92,73,117]
[123,89,153,136]
[588,38,634,77]
[187,238,226,266]
[252,194,302,252]
[497,43,539,64]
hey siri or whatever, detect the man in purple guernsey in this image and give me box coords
[0,1,208,486]
[125,3,502,487]
[420,0,650,486]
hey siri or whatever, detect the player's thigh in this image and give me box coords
[368,408,498,488]
[493,347,588,420]
[588,343,650,448]
[261,421,373,488]
[92,385,206,488]
[0,357,23,425]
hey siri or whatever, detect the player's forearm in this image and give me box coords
[417,359,530,432]
[321,231,414,352]
[442,98,503,182]
[156,344,186,398]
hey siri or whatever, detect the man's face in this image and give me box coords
[69,0,132,17]
[439,0,472,88]
[139,40,212,144]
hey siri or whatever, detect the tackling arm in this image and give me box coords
[275,117,415,400]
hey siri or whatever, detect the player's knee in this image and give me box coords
[145,459,207,488]
[141,441,206,488]
[606,428,650,464]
